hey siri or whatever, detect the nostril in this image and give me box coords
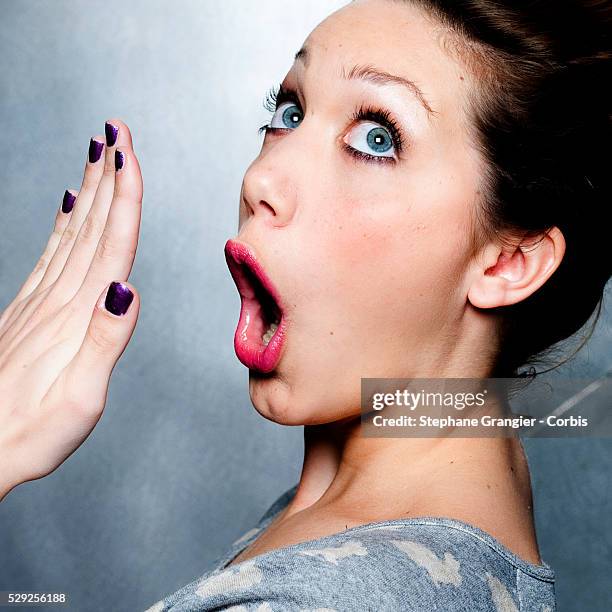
[259,200,276,216]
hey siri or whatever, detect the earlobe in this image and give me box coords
[467,227,566,310]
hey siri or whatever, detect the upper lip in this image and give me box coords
[224,238,285,317]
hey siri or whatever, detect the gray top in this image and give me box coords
[143,483,556,611]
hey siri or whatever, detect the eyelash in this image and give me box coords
[259,84,406,165]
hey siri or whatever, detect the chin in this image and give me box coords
[248,370,358,427]
[248,372,308,426]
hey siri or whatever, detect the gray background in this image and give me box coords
[0,1,609,611]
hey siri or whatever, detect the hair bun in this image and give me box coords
[413,0,612,375]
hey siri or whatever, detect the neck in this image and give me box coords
[284,401,541,563]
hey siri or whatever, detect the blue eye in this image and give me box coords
[270,101,303,129]
[344,121,395,158]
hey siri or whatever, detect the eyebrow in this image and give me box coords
[294,45,436,117]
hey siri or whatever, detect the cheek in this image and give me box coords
[292,175,477,349]
[271,178,477,418]
[311,195,467,297]
[306,180,413,277]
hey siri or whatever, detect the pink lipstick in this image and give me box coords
[224,239,287,373]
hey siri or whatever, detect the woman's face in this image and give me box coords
[227,0,486,425]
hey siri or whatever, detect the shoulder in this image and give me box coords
[151,519,555,611]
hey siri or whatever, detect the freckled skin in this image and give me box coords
[239,0,484,424]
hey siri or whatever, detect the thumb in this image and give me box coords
[70,281,139,392]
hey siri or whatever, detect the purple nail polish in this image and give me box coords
[62,190,76,213]
[104,281,134,316]
[115,150,125,171]
[88,139,104,163]
[105,122,119,147]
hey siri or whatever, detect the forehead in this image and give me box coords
[299,0,467,120]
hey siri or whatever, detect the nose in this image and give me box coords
[240,148,298,228]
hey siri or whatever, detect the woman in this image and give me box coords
[1,0,610,610]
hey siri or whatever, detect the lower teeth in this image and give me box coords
[262,322,279,346]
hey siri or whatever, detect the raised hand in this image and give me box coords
[0,119,143,501]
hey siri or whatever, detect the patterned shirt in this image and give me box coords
[143,483,556,611]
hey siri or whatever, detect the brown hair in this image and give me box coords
[401,0,612,376]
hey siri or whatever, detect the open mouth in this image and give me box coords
[224,239,286,373]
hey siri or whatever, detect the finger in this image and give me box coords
[65,281,139,406]
[53,119,138,302]
[38,282,139,451]
[37,135,106,293]
[76,143,143,305]
[105,117,134,149]
[13,190,77,303]
[0,190,77,329]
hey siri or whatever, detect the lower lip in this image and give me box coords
[225,240,286,374]
[233,301,286,374]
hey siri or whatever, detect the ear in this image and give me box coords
[468,227,566,309]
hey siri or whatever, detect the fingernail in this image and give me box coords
[104,281,134,316]
[105,122,119,147]
[115,150,125,171]
[88,138,104,163]
[62,190,76,213]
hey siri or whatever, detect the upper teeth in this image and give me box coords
[262,322,279,346]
